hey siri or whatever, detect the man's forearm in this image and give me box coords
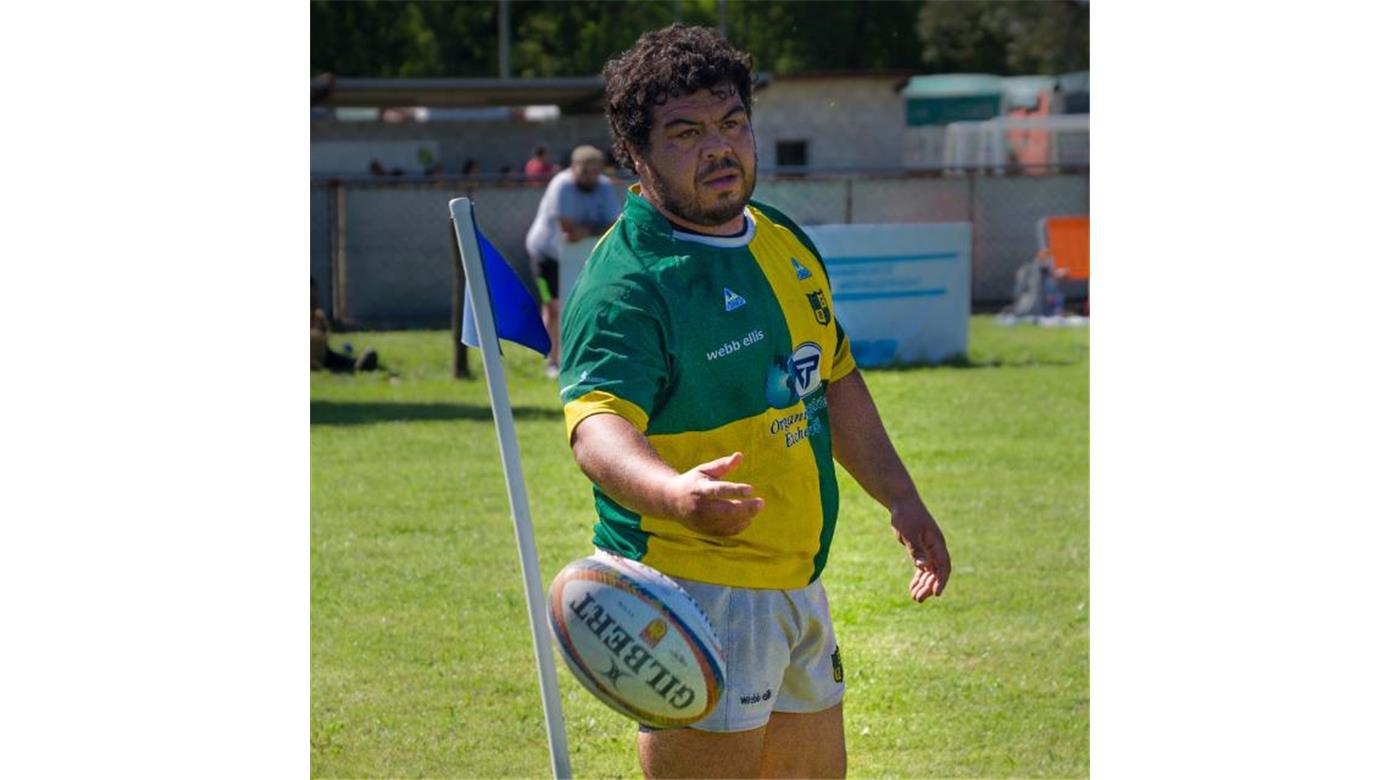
[827,370,921,510]
[570,413,763,536]
[558,217,595,242]
[828,369,951,599]
[571,413,681,519]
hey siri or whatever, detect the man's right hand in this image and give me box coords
[571,415,763,536]
[559,218,592,243]
[664,452,764,536]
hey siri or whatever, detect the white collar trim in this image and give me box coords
[670,212,755,249]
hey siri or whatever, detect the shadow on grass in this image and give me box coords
[310,400,560,426]
[861,353,1083,372]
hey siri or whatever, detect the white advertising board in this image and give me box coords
[556,236,597,307]
[804,222,972,366]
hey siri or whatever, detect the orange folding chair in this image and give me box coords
[1037,215,1089,282]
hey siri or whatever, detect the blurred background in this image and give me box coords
[310,0,1088,327]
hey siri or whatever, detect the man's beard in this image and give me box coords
[646,154,756,228]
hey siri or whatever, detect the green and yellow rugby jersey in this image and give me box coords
[559,185,857,590]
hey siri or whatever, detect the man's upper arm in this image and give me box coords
[552,183,574,224]
[559,275,669,445]
[540,174,566,219]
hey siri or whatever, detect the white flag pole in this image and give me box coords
[449,198,572,780]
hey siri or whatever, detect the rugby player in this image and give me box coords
[560,24,952,778]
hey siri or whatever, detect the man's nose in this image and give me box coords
[699,126,735,159]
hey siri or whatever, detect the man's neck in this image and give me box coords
[639,184,746,236]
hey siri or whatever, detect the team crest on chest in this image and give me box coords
[807,290,831,326]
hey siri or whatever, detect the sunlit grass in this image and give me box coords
[312,316,1088,777]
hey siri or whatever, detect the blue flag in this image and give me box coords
[460,224,552,357]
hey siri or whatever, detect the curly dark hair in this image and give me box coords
[603,24,754,173]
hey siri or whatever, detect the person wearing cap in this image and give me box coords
[525,144,623,377]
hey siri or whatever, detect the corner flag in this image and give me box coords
[449,198,572,779]
[459,216,551,356]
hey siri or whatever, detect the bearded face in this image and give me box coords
[634,87,758,231]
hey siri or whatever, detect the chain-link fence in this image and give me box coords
[310,169,1087,328]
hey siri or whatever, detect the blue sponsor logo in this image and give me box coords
[791,257,812,280]
[724,287,747,311]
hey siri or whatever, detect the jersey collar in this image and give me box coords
[623,183,755,249]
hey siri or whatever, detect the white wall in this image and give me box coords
[309,75,910,177]
[750,76,908,170]
[310,114,612,176]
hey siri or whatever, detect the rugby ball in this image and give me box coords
[547,553,724,728]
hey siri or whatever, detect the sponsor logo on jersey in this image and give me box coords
[791,257,812,280]
[724,287,747,311]
[807,290,831,326]
[789,342,823,398]
[763,343,824,411]
[705,329,765,361]
[769,392,827,448]
[831,646,844,683]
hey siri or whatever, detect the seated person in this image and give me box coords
[311,277,377,372]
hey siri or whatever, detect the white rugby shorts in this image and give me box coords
[666,574,845,733]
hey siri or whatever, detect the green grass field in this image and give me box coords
[312,316,1088,778]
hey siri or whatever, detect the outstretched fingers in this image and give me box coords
[674,451,764,536]
[695,493,765,534]
[695,451,745,479]
[694,479,753,501]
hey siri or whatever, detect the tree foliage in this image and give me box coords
[917,1,1089,75]
[310,0,1087,79]
[723,1,924,74]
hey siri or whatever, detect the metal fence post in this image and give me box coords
[968,171,979,308]
[332,182,349,328]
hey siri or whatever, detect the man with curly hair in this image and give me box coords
[558,24,952,778]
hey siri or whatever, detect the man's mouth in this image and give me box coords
[701,169,740,189]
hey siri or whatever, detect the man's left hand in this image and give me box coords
[890,501,951,602]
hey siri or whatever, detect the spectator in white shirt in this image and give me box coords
[524,144,622,377]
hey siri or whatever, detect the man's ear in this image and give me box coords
[626,142,648,178]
